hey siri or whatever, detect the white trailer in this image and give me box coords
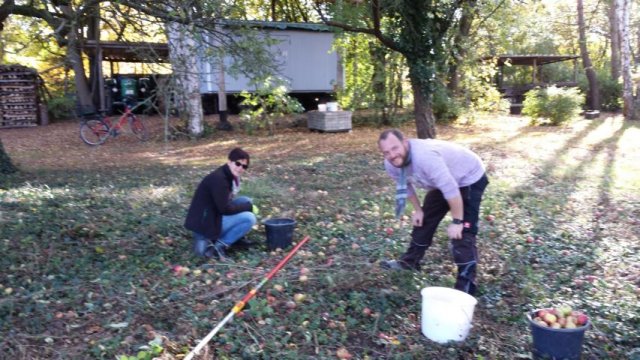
[197,21,343,112]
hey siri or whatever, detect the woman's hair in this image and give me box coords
[228,147,250,165]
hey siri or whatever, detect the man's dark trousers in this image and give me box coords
[399,174,489,295]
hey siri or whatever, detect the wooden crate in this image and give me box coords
[307,110,352,132]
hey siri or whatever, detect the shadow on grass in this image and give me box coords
[481,117,636,356]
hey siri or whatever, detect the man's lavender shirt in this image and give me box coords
[384,139,485,200]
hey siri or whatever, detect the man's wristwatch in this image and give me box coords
[452,218,463,225]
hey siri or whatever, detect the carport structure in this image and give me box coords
[485,54,580,114]
[81,40,169,111]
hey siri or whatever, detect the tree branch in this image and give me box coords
[313,0,401,53]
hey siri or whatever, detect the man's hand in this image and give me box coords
[447,223,463,240]
[411,210,424,227]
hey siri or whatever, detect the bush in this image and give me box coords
[460,61,510,114]
[351,108,413,127]
[598,74,622,111]
[46,96,76,121]
[432,84,462,124]
[239,77,304,135]
[522,86,584,126]
[577,69,622,112]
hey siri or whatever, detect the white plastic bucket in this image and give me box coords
[317,104,327,112]
[326,102,338,111]
[421,287,477,343]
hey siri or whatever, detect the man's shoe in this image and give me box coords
[380,260,411,271]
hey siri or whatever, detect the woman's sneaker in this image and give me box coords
[380,260,411,270]
[230,237,255,250]
[212,242,233,262]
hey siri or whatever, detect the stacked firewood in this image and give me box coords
[0,65,40,128]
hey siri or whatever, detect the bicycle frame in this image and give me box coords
[102,104,134,132]
[79,99,150,145]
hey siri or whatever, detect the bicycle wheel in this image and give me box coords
[79,119,110,145]
[128,114,149,141]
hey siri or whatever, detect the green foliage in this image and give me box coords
[239,77,304,135]
[522,86,584,126]
[47,96,77,121]
[334,34,375,110]
[577,69,622,112]
[466,84,510,115]
[334,33,408,120]
[327,0,466,137]
[459,62,510,115]
[351,109,413,127]
[597,74,622,112]
[117,343,163,360]
[432,84,461,124]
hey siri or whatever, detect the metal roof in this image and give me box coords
[81,40,169,63]
[80,21,331,63]
[484,55,579,66]
[220,20,332,32]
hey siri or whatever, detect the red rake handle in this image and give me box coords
[185,235,311,360]
[234,235,310,312]
[266,235,311,279]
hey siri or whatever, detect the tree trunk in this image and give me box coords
[609,0,621,80]
[637,24,640,64]
[0,138,17,174]
[68,42,94,109]
[410,80,436,139]
[577,0,600,110]
[447,0,477,95]
[57,3,93,111]
[618,0,634,119]
[166,21,204,137]
[271,0,277,21]
[370,42,388,125]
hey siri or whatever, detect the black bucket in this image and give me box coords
[263,218,296,250]
[527,311,589,360]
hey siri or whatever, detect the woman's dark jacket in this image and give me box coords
[184,164,252,240]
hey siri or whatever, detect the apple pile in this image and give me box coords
[531,305,589,329]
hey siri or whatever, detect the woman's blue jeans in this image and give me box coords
[193,196,257,256]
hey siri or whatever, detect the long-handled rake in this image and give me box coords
[184,235,311,360]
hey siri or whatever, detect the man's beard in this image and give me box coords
[392,151,410,168]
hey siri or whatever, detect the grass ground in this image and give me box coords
[1,113,639,359]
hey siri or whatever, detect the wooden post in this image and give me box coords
[216,57,232,130]
[97,46,105,111]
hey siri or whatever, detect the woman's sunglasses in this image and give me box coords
[234,161,249,169]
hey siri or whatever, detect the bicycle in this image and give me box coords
[79,99,150,146]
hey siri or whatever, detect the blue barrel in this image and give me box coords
[263,218,296,250]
